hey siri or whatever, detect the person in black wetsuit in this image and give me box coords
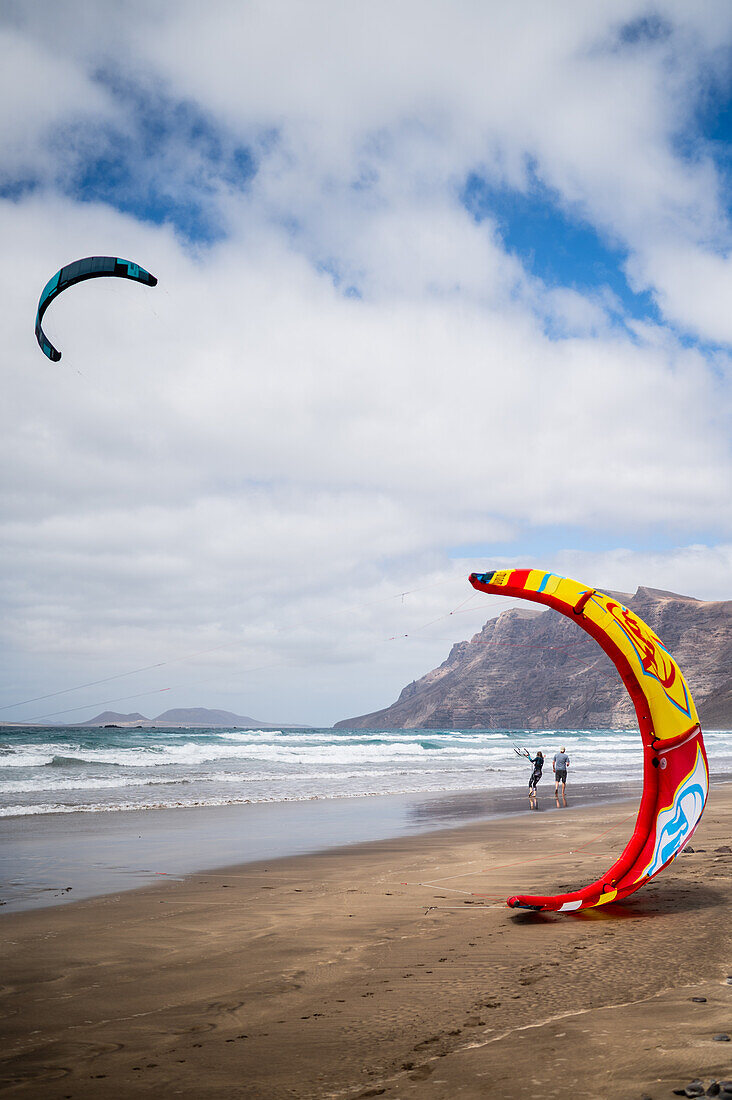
[520,749,544,808]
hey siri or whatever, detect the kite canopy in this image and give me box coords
[469,568,708,913]
[35,256,157,361]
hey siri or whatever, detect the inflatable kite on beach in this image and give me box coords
[469,568,708,913]
[35,256,157,361]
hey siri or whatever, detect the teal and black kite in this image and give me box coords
[35,256,157,361]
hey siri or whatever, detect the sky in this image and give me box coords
[1,0,731,727]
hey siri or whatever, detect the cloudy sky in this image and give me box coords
[1,1,731,726]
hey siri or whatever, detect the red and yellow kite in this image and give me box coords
[469,568,708,912]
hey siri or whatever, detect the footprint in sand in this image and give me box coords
[182,1022,216,1035]
[414,1035,440,1050]
[408,1064,434,1081]
[207,1000,245,1014]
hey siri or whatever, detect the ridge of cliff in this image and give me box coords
[335,587,732,729]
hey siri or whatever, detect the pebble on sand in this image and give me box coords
[673,1081,732,1097]
[674,1081,704,1097]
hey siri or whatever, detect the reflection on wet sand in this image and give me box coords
[405,780,642,826]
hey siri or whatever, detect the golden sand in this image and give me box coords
[2,789,731,1098]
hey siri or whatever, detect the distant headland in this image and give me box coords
[76,707,308,729]
[336,586,732,730]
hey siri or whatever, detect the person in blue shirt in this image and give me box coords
[553,747,570,805]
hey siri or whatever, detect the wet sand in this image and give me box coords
[1,787,731,1099]
[0,779,645,914]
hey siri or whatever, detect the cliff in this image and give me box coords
[335,587,732,730]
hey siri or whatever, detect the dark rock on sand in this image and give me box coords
[691,996,707,1002]
[712,1033,730,1041]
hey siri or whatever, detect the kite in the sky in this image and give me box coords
[469,568,708,912]
[35,256,157,361]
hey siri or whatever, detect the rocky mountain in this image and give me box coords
[82,711,148,726]
[78,707,300,728]
[336,587,732,730]
[154,708,266,727]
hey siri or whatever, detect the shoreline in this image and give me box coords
[1,778,647,914]
[1,788,731,1098]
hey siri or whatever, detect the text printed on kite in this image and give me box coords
[35,256,157,361]
[469,568,709,913]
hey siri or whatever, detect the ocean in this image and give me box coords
[2,724,731,819]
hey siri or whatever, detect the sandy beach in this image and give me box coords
[2,788,731,1099]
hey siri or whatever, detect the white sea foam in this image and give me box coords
[0,765,488,795]
[8,741,521,769]
[1,726,729,819]
[0,750,57,767]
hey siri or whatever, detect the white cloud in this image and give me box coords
[547,543,732,604]
[0,25,115,181]
[1,2,730,724]
[121,1,732,325]
[630,243,732,346]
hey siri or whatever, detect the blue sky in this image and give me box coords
[60,68,256,245]
[0,2,730,724]
[461,171,661,331]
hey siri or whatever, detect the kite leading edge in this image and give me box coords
[35,256,157,361]
[469,568,708,913]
